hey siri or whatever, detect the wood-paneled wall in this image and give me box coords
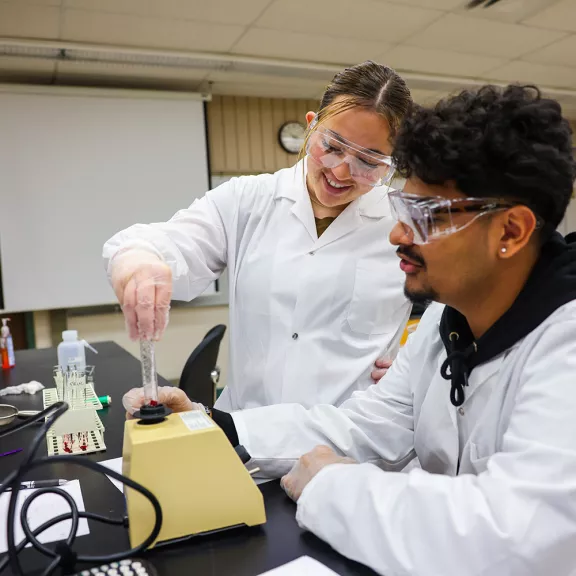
[207,95,319,175]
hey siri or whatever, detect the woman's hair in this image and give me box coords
[300,61,412,156]
[317,61,412,137]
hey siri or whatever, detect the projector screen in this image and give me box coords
[0,86,210,312]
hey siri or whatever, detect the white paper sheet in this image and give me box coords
[98,457,124,493]
[258,556,340,575]
[0,480,89,553]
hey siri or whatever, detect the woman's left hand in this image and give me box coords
[123,386,202,419]
[371,358,392,383]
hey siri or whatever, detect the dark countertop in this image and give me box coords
[0,342,376,576]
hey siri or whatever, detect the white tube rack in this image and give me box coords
[43,380,107,457]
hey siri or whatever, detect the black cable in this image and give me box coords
[3,402,68,576]
[0,511,125,574]
[0,401,66,440]
[3,458,162,574]
[80,512,125,527]
[40,557,60,576]
[20,488,79,559]
[1,452,164,571]
[0,401,163,576]
[0,513,74,574]
[24,456,163,563]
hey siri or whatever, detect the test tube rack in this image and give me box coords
[42,367,106,456]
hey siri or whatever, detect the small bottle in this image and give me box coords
[57,330,98,372]
[1,318,16,370]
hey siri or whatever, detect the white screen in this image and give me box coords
[0,87,209,312]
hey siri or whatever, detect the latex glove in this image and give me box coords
[110,248,172,341]
[123,386,202,418]
[280,446,356,502]
[0,381,44,397]
[371,358,392,383]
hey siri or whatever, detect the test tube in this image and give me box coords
[62,369,69,404]
[140,339,159,406]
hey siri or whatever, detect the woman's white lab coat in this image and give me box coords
[103,161,410,410]
[232,300,576,576]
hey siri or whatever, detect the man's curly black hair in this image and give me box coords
[392,85,576,230]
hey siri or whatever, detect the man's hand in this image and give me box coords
[123,385,202,419]
[281,446,356,502]
[371,358,392,383]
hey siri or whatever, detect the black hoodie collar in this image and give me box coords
[440,232,576,406]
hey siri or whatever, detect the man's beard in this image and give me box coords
[396,246,438,306]
[404,284,437,307]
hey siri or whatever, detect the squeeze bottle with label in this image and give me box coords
[57,330,98,371]
[1,318,16,370]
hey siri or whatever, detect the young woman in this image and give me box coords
[104,61,413,411]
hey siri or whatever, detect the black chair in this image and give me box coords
[178,324,227,407]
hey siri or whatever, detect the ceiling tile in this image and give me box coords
[255,0,441,43]
[522,0,576,33]
[408,88,448,105]
[63,0,272,26]
[61,9,246,52]
[521,35,576,69]
[485,60,576,90]
[0,3,60,38]
[383,44,506,77]
[406,13,565,59]
[55,60,207,90]
[394,0,465,9]
[454,0,555,24]
[232,28,390,65]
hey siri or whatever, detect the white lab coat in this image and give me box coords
[232,301,576,576]
[103,161,410,410]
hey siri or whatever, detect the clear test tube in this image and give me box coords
[54,367,64,401]
[62,369,69,404]
[70,369,76,404]
[140,339,159,406]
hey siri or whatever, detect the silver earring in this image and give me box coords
[501,247,507,254]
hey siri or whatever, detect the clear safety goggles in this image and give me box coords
[388,191,517,245]
[306,121,395,187]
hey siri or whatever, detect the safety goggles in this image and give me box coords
[306,121,395,187]
[388,191,517,245]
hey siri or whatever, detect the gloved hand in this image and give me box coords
[280,446,356,502]
[123,386,202,418]
[110,249,172,341]
[371,358,392,383]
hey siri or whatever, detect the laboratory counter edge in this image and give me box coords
[0,341,377,576]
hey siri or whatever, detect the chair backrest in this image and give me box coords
[178,324,227,406]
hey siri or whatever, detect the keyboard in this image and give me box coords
[73,558,157,576]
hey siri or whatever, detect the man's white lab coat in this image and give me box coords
[103,162,410,410]
[232,301,576,576]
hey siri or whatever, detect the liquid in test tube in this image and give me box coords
[140,339,159,406]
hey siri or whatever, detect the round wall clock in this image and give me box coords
[278,121,306,154]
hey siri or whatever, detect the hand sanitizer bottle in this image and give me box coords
[1,318,16,369]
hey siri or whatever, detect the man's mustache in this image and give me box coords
[396,247,426,267]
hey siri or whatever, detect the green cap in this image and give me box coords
[98,395,111,407]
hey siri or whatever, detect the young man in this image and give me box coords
[124,85,576,575]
